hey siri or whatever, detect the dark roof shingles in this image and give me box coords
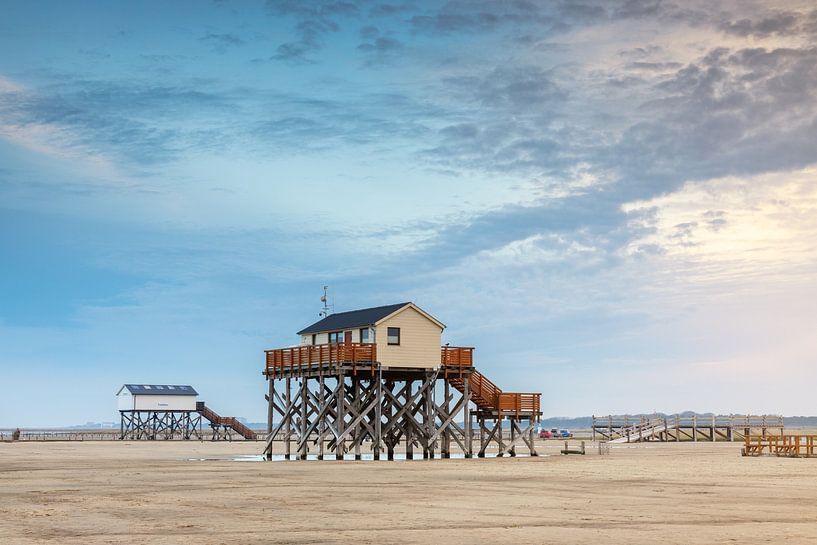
[297,302,411,335]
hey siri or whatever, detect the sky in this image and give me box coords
[1,0,816,427]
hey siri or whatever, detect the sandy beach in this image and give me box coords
[2,440,817,544]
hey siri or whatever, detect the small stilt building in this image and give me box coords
[117,384,256,441]
[263,302,541,460]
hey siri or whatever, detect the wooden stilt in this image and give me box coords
[352,378,362,460]
[336,373,345,460]
[373,368,382,460]
[298,378,308,459]
[284,377,291,459]
[528,419,538,456]
[509,418,517,457]
[318,374,325,460]
[405,380,414,460]
[442,380,451,458]
[463,375,472,458]
[496,415,505,457]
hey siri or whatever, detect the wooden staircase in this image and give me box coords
[446,369,540,417]
[447,369,501,411]
[196,402,257,440]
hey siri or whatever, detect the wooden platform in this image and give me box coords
[743,434,817,457]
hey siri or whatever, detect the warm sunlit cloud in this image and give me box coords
[623,167,817,287]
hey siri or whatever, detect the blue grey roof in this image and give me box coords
[297,302,411,335]
[119,384,198,396]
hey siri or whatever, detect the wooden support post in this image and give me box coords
[478,416,486,458]
[425,372,435,459]
[496,415,505,457]
[386,380,395,461]
[266,378,274,437]
[405,380,414,460]
[336,373,345,460]
[353,378,362,460]
[463,375,472,458]
[298,378,308,459]
[529,418,538,456]
[373,369,382,460]
[509,418,517,457]
[318,374,325,460]
[442,381,451,458]
[284,377,291,459]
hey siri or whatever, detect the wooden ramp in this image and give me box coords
[609,420,667,443]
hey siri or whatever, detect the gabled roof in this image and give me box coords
[297,302,445,335]
[297,302,410,335]
[117,384,198,396]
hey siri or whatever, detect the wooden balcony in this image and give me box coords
[497,392,541,417]
[265,343,475,376]
[265,343,376,376]
[440,346,474,367]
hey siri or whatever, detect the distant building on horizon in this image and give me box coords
[116,384,199,412]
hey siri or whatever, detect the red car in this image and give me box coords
[539,429,552,439]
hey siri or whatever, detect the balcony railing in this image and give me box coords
[497,392,541,417]
[440,346,474,367]
[265,342,377,376]
[264,343,480,377]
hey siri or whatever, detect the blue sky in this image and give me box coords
[1,0,816,426]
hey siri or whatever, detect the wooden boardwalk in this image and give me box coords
[593,414,784,443]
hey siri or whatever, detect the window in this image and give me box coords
[387,327,400,345]
[328,331,343,344]
[360,328,369,343]
[311,334,316,345]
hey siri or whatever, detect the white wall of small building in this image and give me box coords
[117,393,198,411]
[117,390,133,411]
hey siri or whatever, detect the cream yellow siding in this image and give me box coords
[374,306,442,369]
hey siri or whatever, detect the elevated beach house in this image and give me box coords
[262,301,541,460]
[296,302,445,369]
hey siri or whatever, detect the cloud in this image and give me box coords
[0,77,235,166]
[200,32,246,53]
[369,2,415,18]
[718,11,801,38]
[357,36,402,53]
[622,168,817,282]
[266,0,360,62]
[356,25,403,65]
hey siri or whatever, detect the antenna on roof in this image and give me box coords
[319,285,333,317]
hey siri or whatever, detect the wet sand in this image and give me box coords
[2,440,817,544]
